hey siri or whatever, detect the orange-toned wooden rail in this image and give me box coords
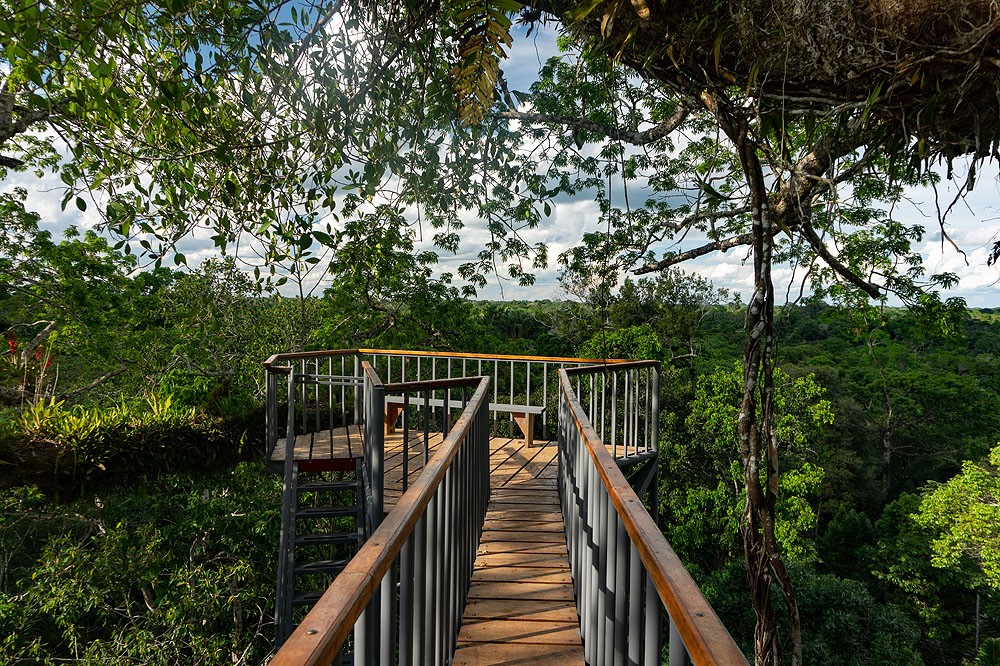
[264,348,632,368]
[559,365,749,666]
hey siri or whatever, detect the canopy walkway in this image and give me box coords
[263,350,747,666]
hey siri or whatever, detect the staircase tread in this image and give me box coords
[291,591,324,606]
[294,558,351,575]
[294,531,363,546]
[295,506,358,518]
[297,480,358,491]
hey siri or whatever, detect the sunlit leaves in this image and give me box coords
[916,444,1000,591]
[451,0,520,126]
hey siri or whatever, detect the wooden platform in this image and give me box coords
[453,447,584,665]
[269,425,364,471]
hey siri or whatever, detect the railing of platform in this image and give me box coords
[559,365,749,666]
[361,362,384,535]
[264,350,364,462]
[269,374,491,666]
[360,349,632,442]
[265,349,640,455]
[563,359,661,463]
[384,375,478,493]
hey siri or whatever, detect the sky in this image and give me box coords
[4,21,1000,307]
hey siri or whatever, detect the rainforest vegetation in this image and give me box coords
[2,253,999,664]
[3,0,1000,664]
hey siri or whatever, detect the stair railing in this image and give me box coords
[269,374,491,666]
[361,361,384,536]
[275,366,299,643]
[558,366,749,666]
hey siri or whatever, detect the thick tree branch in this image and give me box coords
[495,102,689,146]
[770,122,866,225]
[799,220,882,299]
[0,97,50,144]
[633,232,753,275]
[55,363,128,400]
[18,321,56,365]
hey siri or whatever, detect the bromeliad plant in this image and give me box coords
[1,331,58,405]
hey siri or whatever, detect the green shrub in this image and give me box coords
[1,395,261,492]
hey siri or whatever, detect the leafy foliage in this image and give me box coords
[0,465,280,664]
[916,444,1000,591]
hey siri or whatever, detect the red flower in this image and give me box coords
[7,339,14,354]
[35,349,43,361]
[45,359,52,369]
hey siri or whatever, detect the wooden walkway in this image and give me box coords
[274,426,585,663]
[452,440,584,666]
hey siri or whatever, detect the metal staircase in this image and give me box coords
[275,461,366,644]
[272,365,371,647]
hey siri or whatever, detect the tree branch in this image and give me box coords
[55,363,128,400]
[0,154,25,168]
[0,97,49,144]
[633,232,753,274]
[18,320,56,365]
[632,205,752,258]
[495,102,689,146]
[799,220,882,299]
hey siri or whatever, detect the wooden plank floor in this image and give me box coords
[270,424,363,463]
[453,440,585,666]
[383,433,561,510]
[272,426,564,507]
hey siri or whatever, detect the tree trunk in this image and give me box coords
[882,425,894,495]
[704,92,803,666]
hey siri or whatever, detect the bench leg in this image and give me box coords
[512,412,535,447]
[385,404,402,434]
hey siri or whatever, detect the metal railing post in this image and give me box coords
[354,353,362,425]
[651,364,660,454]
[275,368,298,645]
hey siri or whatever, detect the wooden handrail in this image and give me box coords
[264,349,358,368]
[361,359,383,387]
[559,370,749,666]
[269,376,491,666]
[360,348,633,364]
[264,348,635,368]
[563,358,661,375]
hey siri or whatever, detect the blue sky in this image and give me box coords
[4,21,999,307]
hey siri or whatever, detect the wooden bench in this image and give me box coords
[383,395,544,447]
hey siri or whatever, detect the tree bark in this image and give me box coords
[704,91,803,666]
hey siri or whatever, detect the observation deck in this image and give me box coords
[263,350,747,666]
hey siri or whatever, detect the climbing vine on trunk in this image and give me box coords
[704,92,803,666]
